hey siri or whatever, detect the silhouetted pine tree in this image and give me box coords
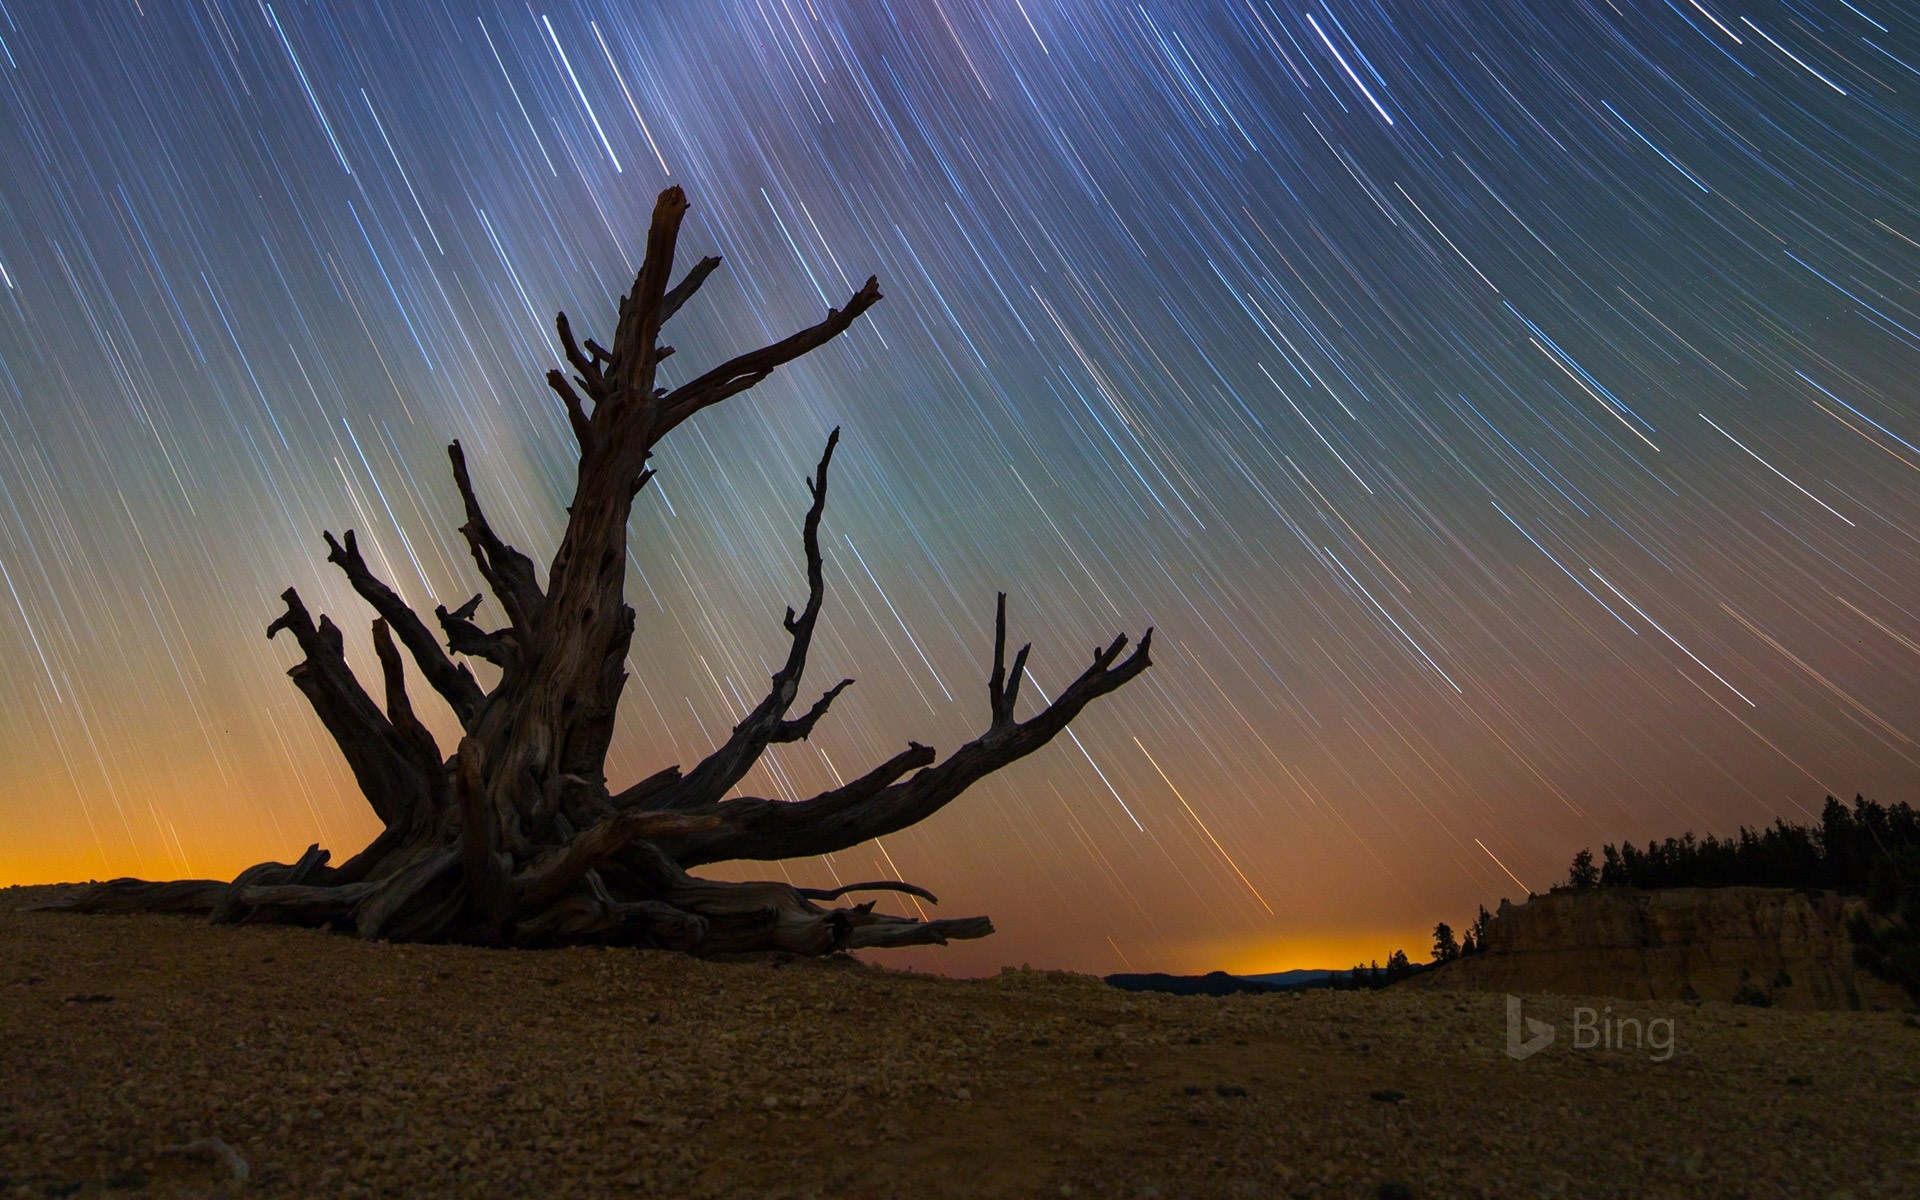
[1468,904,1493,953]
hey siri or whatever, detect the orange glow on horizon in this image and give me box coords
[1215,930,1436,975]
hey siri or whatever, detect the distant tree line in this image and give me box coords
[1336,917,1496,988]
[1559,795,1920,1000]
[1562,795,1918,894]
[1337,949,1419,990]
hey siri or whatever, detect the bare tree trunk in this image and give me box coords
[41,187,1152,955]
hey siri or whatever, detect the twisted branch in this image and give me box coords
[323,530,485,727]
[434,594,515,669]
[447,441,545,632]
[645,429,850,811]
[266,589,432,830]
[658,601,1152,866]
[655,277,881,440]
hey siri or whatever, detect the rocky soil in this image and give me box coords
[4,884,1916,1199]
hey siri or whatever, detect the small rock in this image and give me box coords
[160,1138,249,1182]
[1215,1084,1247,1098]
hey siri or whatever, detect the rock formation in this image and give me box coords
[1408,886,1907,1010]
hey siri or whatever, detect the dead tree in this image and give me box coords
[45,188,1152,954]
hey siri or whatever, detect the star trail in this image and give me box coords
[1,1,1917,974]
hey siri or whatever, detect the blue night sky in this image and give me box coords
[1,0,1916,972]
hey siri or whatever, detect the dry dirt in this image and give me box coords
[3,885,1916,1199]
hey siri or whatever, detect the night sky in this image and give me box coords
[2,1,1917,975]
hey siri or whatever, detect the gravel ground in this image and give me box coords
[4,883,1917,1199]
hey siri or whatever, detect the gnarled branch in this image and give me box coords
[605,187,691,400]
[661,255,722,326]
[36,844,330,918]
[796,880,939,905]
[512,808,722,914]
[608,841,985,956]
[645,429,850,811]
[323,531,485,727]
[266,589,432,831]
[988,592,1033,729]
[610,764,682,810]
[555,311,607,400]
[447,441,545,631]
[546,367,594,447]
[843,913,994,949]
[435,594,515,669]
[656,278,881,439]
[658,602,1152,866]
[370,619,445,777]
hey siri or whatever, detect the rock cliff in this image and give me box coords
[1406,886,1907,1010]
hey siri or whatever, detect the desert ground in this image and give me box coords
[3,884,1915,1199]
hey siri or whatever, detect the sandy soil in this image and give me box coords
[4,884,1916,1199]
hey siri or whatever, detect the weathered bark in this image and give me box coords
[40,186,1152,955]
